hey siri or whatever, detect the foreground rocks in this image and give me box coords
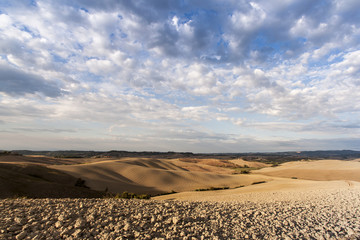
[1,188,360,239]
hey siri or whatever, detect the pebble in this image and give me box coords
[0,188,359,239]
[74,218,85,228]
[15,231,27,240]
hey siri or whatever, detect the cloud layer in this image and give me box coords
[0,0,359,152]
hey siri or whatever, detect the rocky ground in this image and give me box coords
[1,188,360,239]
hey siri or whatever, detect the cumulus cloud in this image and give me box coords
[0,0,359,151]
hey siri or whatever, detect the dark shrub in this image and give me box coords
[75,178,89,188]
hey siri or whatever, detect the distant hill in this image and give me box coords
[1,150,360,199]
[8,149,360,163]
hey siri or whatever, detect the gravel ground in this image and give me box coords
[1,188,360,240]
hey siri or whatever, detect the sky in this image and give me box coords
[0,0,360,153]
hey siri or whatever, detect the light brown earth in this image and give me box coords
[2,155,360,239]
[154,177,360,202]
[155,159,360,201]
[170,158,269,174]
[0,154,271,197]
[50,157,270,195]
[253,159,360,181]
[2,154,360,201]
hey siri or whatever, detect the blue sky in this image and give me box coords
[0,0,360,152]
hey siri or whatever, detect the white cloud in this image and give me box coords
[86,58,116,75]
[0,0,360,151]
[230,2,266,32]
